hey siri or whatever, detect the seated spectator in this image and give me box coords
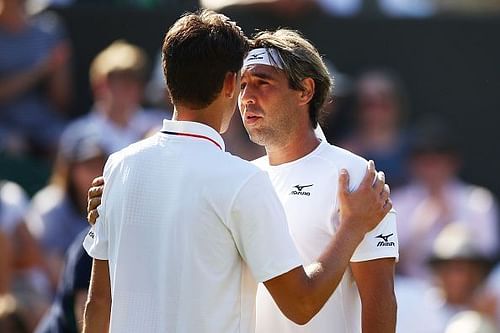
[66,40,165,154]
[35,228,92,333]
[340,70,411,188]
[28,125,107,291]
[0,0,72,157]
[393,118,499,279]
[0,180,49,331]
[428,223,495,326]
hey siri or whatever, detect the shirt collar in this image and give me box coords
[160,119,226,152]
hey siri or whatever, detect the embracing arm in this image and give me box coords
[351,258,397,333]
[83,259,111,333]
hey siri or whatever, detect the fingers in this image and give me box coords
[338,169,350,196]
[91,176,104,187]
[360,160,376,189]
[383,198,393,212]
[87,209,99,225]
[88,185,104,200]
[87,196,101,212]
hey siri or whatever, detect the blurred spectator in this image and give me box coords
[0,294,29,333]
[339,70,411,188]
[28,125,107,291]
[428,223,495,325]
[395,275,443,333]
[0,0,72,157]
[444,311,497,333]
[35,228,92,333]
[66,40,165,155]
[0,180,49,331]
[393,118,499,279]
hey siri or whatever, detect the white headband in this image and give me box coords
[243,48,284,69]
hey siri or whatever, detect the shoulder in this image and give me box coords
[250,155,269,170]
[317,143,369,190]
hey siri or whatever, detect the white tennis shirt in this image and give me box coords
[253,140,399,333]
[83,120,302,333]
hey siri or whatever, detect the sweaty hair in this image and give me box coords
[162,10,249,109]
[252,29,332,128]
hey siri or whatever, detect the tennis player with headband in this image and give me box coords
[238,31,398,333]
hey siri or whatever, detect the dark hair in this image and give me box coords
[162,10,249,109]
[252,29,332,128]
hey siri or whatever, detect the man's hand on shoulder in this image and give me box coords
[337,160,391,235]
[87,176,104,225]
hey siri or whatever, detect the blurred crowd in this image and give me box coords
[1,0,500,332]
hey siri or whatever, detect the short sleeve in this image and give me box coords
[351,210,399,262]
[228,171,302,283]
[83,155,116,260]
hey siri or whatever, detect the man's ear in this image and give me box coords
[223,72,238,99]
[298,78,315,106]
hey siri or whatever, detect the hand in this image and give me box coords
[38,42,71,77]
[337,160,392,235]
[87,176,104,225]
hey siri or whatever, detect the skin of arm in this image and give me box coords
[351,258,397,333]
[83,259,111,333]
[75,290,88,332]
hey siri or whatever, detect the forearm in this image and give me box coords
[0,66,46,103]
[83,297,110,333]
[302,224,365,315]
[361,291,397,333]
[84,259,111,332]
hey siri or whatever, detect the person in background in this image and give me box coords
[28,125,107,291]
[427,223,496,330]
[0,180,49,331]
[0,0,72,157]
[392,117,499,279]
[65,40,165,155]
[340,69,411,188]
[34,227,92,333]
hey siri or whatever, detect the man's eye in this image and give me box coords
[240,82,247,90]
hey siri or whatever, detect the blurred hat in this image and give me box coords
[444,311,497,333]
[410,115,459,155]
[428,223,495,268]
[58,123,106,163]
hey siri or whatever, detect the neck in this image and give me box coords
[172,102,224,134]
[266,127,320,166]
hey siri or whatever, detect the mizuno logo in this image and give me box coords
[376,233,395,247]
[248,52,266,60]
[294,184,313,192]
[290,184,313,196]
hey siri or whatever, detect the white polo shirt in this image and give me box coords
[83,120,301,333]
[254,140,399,333]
